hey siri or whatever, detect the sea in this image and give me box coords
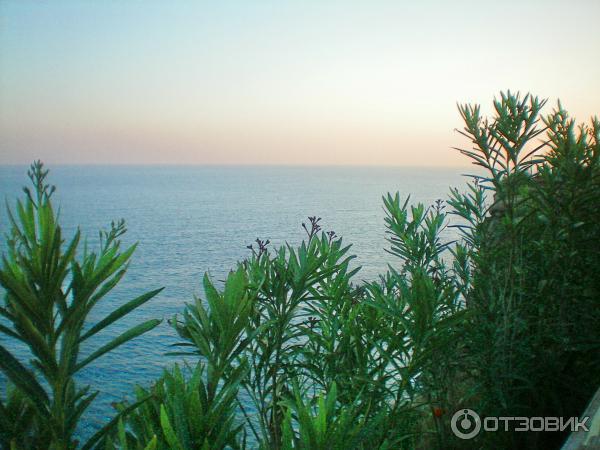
[0,164,470,440]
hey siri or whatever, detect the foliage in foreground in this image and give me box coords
[1,92,599,449]
[0,162,163,449]
[452,93,600,448]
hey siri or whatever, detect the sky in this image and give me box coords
[1,0,599,166]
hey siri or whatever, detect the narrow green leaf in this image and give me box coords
[0,323,23,342]
[143,436,158,450]
[75,319,161,372]
[79,288,164,342]
[81,394,153,450]
[0,345,48,417]
[160,405,185,450]
[118,418,128,450]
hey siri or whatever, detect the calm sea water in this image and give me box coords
[0,165,469,439]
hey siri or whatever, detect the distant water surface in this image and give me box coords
[0,165,469,439]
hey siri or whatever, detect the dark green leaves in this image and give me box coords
[114,364,245,450]
[79,288,164,343]
[75,319,161,372]
[0,162,163,449]
[0,346,49,417]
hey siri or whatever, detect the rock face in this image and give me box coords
[561,387,600,449]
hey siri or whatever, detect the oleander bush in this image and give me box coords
[109,363,244,449]
[1,92,598,449]
[0,162,163,449]
[451,93,600,449]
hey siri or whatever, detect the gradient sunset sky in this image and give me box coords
[1,0,599,166]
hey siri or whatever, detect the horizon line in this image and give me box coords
[0,162,476,169]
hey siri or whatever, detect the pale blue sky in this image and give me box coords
[1,0,599,165]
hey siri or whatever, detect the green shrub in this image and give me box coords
[168,211,462,449]
[279,382,389,450]
[0,161,163,449]
[165,92,599,450]
[2,91,598,450]
[450,92,600,448]
[109,363,244,450]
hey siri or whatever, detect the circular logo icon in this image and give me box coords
[451,409,482,440]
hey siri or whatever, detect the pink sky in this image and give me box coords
[1,1,599,166]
